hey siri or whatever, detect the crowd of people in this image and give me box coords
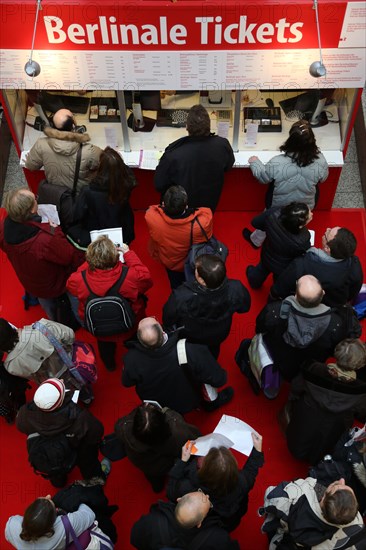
[0,104,365,549]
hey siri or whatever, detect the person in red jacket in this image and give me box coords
[0,188,84,320]
[145,185,213,289]
[67,235,153,371]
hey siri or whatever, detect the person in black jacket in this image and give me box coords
[130,491,240,550]
[122,317,234,414]
[16,378,105,486]
[282,338,366,464]
[154,104,235,212]
[270,225,363,306]
[114,403,201,493]
[67,146,137,248]
[163,255,251,358]
[167,433,264,532]
[255,275,362,382]
[246,202,312,289]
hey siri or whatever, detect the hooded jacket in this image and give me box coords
[154,134,235,212]
[261,477,364,550]
[131,500,239,550]
[249,152,328,209]
[286,362,366,463]
[0,216,85,298]
[25,127,102,193]
[4,318,74,380]
[256,297,361,380]
[145,205,213,271]
[163,278,251,346]
[271,247,363,307]
[167,447,264,532]
[251,207,311,276]
[122,332,227,414]
[114,407,200,478]
[16,392,103,447]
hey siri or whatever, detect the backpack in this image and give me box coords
[27,432,77,480]
[82,268,136,337]
[70,341,98,385]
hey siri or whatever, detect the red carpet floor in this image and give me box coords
[0,209,365,549]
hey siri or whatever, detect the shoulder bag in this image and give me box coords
[184,216,228,282]
[33,321,97,388]
[248,334,281,399]
[61,514,114,550]
[37,144,83,231]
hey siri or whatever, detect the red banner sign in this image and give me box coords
[0,0,348,51]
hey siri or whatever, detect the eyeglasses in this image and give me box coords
[197,488,213,509]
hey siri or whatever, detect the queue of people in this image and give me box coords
[0,104,365,549]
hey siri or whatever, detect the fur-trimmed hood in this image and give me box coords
[353,461,366,488]
[44,126,91,143]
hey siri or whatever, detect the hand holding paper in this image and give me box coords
[251,432,263,452]
[182,440,194,462]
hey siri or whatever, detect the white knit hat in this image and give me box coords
[34,378,66,411]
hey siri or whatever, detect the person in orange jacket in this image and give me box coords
[145,185,213,289]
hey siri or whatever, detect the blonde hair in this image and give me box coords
[6,188,35,222]
[334,339,366,371]
[86,235,119,271]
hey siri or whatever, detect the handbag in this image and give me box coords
[248,334,281,399]
[99,433,127,461]
[184,216,228,282]
[37,144,82,231]
[61,514,114,550]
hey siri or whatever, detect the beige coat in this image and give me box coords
[4,318,74,383]
[25,127,102,193]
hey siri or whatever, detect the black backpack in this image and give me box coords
[82,268,136,337]
[27,432,77,480]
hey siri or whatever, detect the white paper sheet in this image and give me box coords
[214,415,257,456]
[139,150,163,170]
[37,204,60,225]
[104,126,118,148]
[190,433,234,456]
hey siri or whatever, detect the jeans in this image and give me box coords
[38,297,58,320]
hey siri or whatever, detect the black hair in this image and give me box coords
[328,228,357,259]
[0,318,19,352]
[195,254,226,289]
[163,186,188,216]
[279,202,310,234]
[132,403,172,445]
[280,119,320,167]
[186,105,210,137]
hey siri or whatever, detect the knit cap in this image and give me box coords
[34,378,66,411]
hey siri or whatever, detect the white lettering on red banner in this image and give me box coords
[44,15,304,46]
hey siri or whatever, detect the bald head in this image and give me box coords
[52,109,75,131]
[296,275,324,308]
[175,491,211,529]
[137,317,164,349]
[6,188,37,222]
